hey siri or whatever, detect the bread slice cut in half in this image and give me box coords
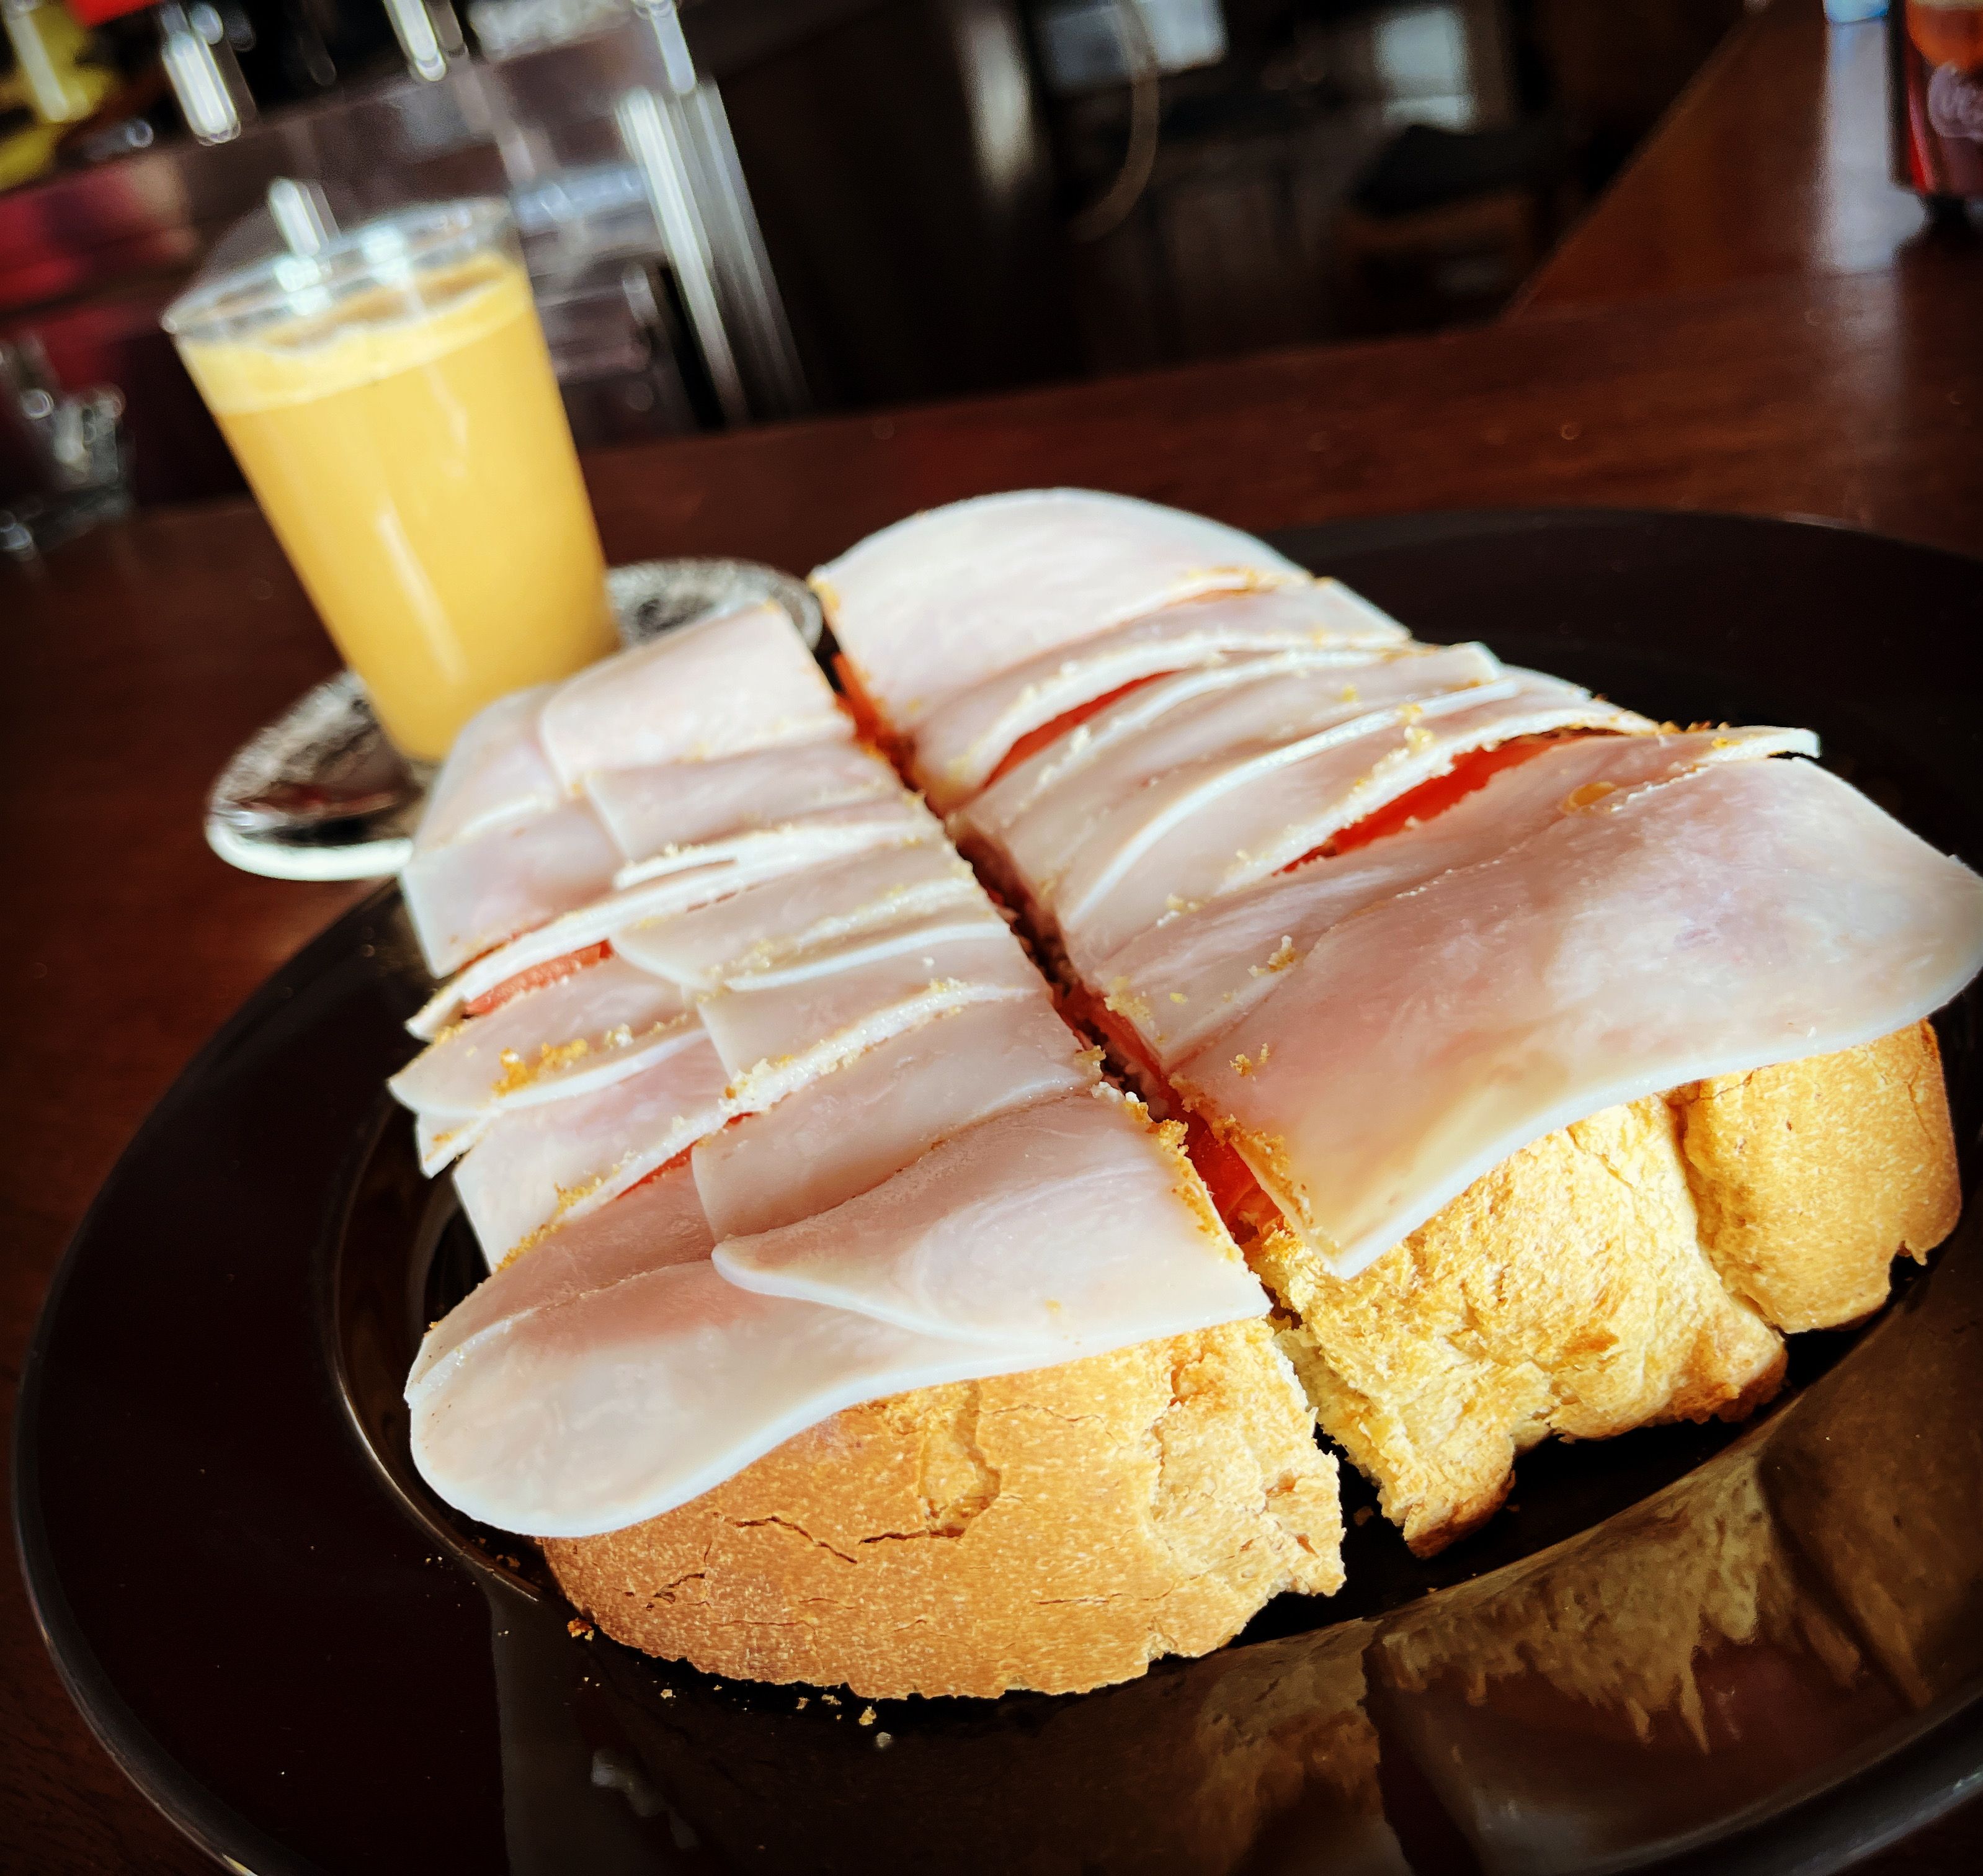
[543,1316,1344,1700]
[818,489,1980,1570]
[1256,1025,1954,1554]
[396,601,1342,1697]
[388,493,1981,1699]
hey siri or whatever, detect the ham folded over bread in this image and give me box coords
[409,1166,1067,1539]
[816,488,1312,728]
[401,602,858,978]
[811,491,1982,1271]
[394,603,1291,1579]
[813,488,1982,1560]
[388,487,1979,1695]
[1175,754,1983,1277]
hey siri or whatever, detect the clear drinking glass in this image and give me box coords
[164,198,618,761]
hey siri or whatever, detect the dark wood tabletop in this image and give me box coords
[4,2,1979,1869]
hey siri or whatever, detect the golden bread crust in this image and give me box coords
[1259,1092,1786,1556]
[1672,1020,1958,1332]
[541,1318,1343,1699]
[539,1030,1961,1687]
[1259,1025,1959,1557]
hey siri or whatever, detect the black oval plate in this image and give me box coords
[16,511,1983,1876]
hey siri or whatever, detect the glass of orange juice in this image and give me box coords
[164,197,618,761]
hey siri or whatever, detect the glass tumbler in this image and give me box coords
[164,199,618,761]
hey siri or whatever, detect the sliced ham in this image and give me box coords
[1175,757,1983,1279]
[720,903,1011,990]
[984,644,1504,897]
[914,584,1410,807]
[693,997,1094,1239]
[401,798,625,980]
[452,1030,736,1262]
[611,796,937,890]
[612,839,980,991]
[958,643,1487,854]
[414,683,563,851]
[1056,676,1654,969]
[415,1110,491,1177]
[388,955,695,1122]
[814,489,1309,728]
[588,739,885,864]
[698,926,1042,1096]
[537,603,845,788]
[715,1090,1266,1352]
[410,1160,718,1395]
[407,1167,1056,1539]
[1098,726,1820,1068]
[408,806,934,1039]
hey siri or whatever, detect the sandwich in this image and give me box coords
[393,491,1983,1698]
[818,489,1979,1557]
[395,599,1341,1700]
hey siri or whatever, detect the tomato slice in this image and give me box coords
[1281,733,1569,873]
[983,675,1171,788]
[460,942,612,1018]
[622,1143,696,1195]
[831,654,902,761]
[1054,981,1279,1233]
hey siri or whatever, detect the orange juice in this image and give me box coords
[1909,1,1983,74]
[171,210,617,759]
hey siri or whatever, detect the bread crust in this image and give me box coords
[1259,1025,1959,1557]
[1672,1020,1958,1333]
[541,1027,1960,1686]
[542,1318,1344,1699]
[1260,1092,1788,1556]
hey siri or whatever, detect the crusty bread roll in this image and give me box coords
[1675,1020,1957,1333]
[1253,1022,1956,1555]
[541,1029,1955,1691]
[543,1317,1344,1700]
[1259,1090,1785,1555]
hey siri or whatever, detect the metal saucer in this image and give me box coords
[203,558,821,882]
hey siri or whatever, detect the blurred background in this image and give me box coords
[0,0,1763,517]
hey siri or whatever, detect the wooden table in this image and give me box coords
[3,2,1977,1868]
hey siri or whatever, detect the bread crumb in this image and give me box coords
[659,1687,675,1700]
[821,1693,841,1707]
[1232,1053,1255,1077]
[1103,976,1153,1025]
[858,1706,877,1726]
[1249,936,1297,978]
[568,1618,596,1640]
[1352,1506,1374,1527]
[795,1695,809,1709]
